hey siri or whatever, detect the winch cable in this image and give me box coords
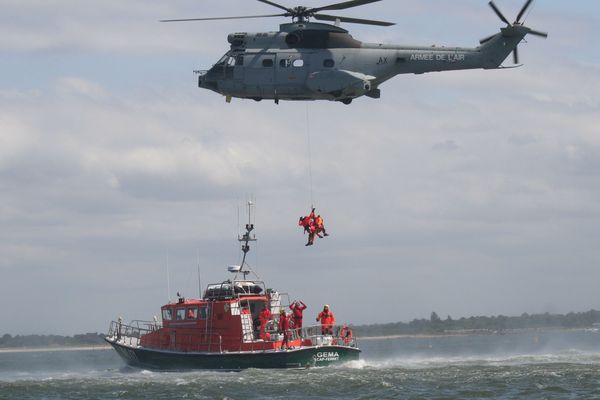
[305,103,314,209]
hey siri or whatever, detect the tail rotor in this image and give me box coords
[480,0,548,64]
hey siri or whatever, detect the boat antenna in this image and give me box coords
[166,250,171,302]
[197,249,202,298]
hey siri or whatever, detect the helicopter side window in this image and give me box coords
[323,59,335,68]
[292,59,304,67]
[262,59,274,67]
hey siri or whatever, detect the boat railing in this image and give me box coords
[107,320,143,347]
[130,319,162,332]
[107,320,225,352]
[300,325,359,348]
[107,320,357,353]
[256,323,358,349]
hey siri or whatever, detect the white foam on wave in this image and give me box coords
[345,350,600,370]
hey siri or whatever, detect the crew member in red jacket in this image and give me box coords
[316,304,335,335]
[290,300,307,331]
[279,309,291,350]
[259,303,272,341]
[299,212,315,246]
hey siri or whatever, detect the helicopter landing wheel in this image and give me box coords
[341,98,353,105]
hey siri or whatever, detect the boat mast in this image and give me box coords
[236,200,258,280]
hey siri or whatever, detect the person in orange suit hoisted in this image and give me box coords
[299,208,329,246]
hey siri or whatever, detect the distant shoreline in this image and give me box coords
[358,327,595,341]
[0,345,111,354]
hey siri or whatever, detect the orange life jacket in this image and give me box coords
[317,311,335,326]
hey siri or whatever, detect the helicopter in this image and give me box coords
[162,0,547,105]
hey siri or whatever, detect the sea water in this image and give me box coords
[2,330,600,399]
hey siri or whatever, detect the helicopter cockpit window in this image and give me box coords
[323,59,335,68]
[292,59,304,67]
[262,59,274,67]
[216,53,230,65]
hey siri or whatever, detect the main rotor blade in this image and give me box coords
[515,0,534,23]
[488,1,510,25]
[528,29,548,38]
[160,13,287,22]
[311,0,382,13]
[256,0,293,13]
[513,46,519,64]
[314,13,394,26]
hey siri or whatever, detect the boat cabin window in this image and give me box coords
[262,59,274,67]
[186,307,198,320]
[176,308,186,321]
[279,59,291,68]
[199,306,210,320]
[293,59,304,67]
[162,308,172,321]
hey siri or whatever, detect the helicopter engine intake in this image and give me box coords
[306,69,375,99]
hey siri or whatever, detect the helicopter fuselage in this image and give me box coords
[198,22,529,104]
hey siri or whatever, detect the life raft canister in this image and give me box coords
[340,326,353,345]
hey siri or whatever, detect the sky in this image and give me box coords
[1,0,599,335]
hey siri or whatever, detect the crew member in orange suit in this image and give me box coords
[316,304,335,335]
[315,214,329,237]
[279,309,291,350]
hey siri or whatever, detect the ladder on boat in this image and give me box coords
[241,313,254,343]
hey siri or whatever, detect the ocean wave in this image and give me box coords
[349,350,600,370]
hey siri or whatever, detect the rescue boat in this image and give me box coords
[105,205,360,370]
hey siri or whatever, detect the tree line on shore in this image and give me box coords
[0,333,105,348]
[2,309,600,348]
[351,309,600,337]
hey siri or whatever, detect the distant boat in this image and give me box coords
[105,204,359,370]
